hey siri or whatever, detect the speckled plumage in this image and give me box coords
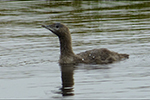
[77,48,129,64]
[42,23,129,64]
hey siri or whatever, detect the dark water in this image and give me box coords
[0,1,150,99]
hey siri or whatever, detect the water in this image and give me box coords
[0,0,150,99]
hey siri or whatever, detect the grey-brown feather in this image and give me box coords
[42,23,129,64]
[77,48,129,64]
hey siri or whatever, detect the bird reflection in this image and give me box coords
[60,64,75,96]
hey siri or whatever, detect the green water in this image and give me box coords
[0,1,150,99]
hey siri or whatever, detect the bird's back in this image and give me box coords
[77,48,129,64]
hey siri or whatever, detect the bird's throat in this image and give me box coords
[59,35,74,57]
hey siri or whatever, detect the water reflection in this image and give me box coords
[1,0,150,98]
[60,64,75,96]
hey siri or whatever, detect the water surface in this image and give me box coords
[0,1,150,99]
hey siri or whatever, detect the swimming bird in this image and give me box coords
[42,23,129,64]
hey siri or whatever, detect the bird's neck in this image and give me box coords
[59,34,75,57]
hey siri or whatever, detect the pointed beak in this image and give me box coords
[42,25,50,30]
[42,24,55,33]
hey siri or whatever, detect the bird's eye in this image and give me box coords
[56,25,59,28]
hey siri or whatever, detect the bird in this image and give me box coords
[42,23,129,65]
